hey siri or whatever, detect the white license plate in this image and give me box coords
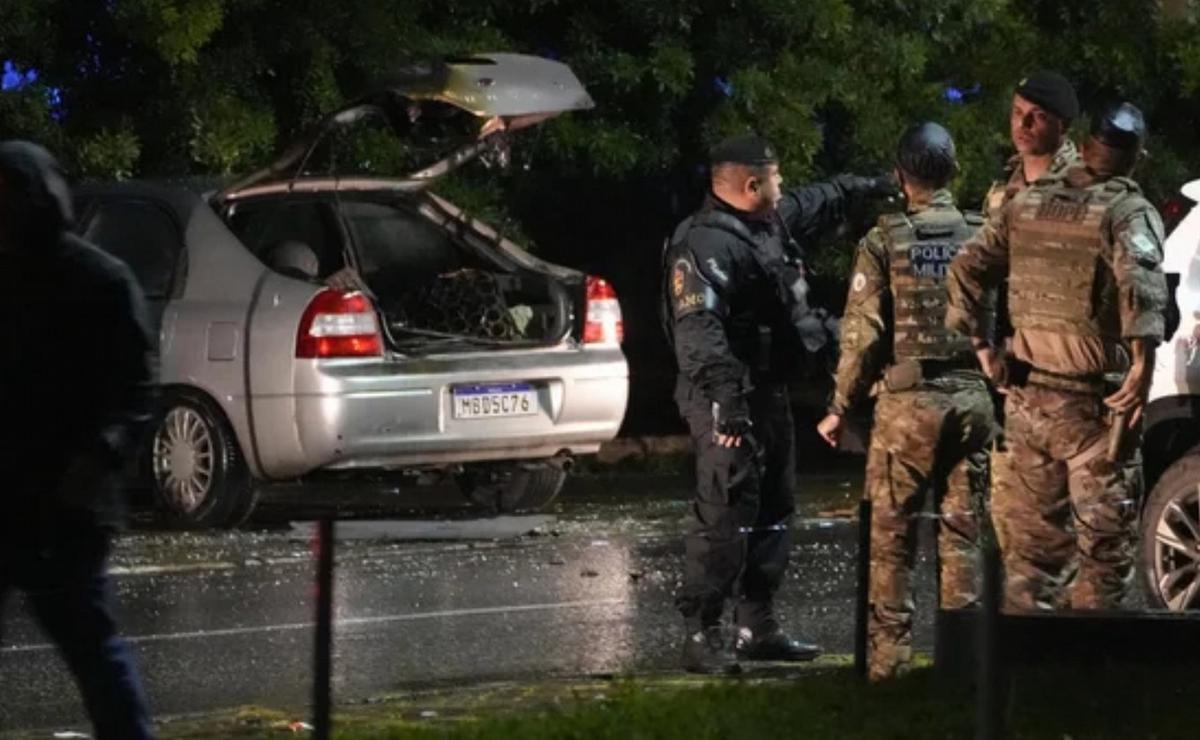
[452,383,539,419]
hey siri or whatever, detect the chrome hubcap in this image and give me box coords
[1153,484,1200,611]
[153,407,215,514]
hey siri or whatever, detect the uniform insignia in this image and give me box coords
[1036,199,1089,222]
[705,257,730,285]
[852,272,867,292]
[1130,233,1160,258]
[908,241,960,279]
[671,259,689,297]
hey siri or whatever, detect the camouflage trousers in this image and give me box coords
[993,385,1141,611]
[866,375,995,681]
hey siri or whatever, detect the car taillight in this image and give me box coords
[583,275,624,345]
[296,290,383,358]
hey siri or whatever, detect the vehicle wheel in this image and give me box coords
[1140,452,1200,610]
[456,463,568,514]
[151,393,256,529]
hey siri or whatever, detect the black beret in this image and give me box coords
[1015,70,1079,121]
[709,134,778,166]
[1091,102,1147,151]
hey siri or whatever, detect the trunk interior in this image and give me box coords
[376,267,570,348]
[224,193,580,355]
[339,197,575,352]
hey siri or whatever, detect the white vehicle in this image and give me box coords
[1141,179,1200,610]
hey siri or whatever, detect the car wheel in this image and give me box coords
[1140,452,1200,610]
[151,393,256,529]
[456,463,568,514]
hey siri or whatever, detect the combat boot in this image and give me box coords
[681,626,741,674]
[734,624,821,662]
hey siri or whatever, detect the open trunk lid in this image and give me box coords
[215,53,592,202]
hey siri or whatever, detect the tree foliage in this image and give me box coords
[1,0,1198,260]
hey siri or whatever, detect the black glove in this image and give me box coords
[712,398,752,438]
[838,172,899,199]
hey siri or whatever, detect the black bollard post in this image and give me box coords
[854,497,871,679]
[976,530,1002,740]
[313,517,335,740]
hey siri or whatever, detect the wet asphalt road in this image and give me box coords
[0,472,941,733]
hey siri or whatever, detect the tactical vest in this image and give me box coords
[661,207,805,375]
[1007,178,1133,338]
[879,208,982,362]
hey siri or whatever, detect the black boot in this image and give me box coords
[682,626,742,674]
[734,625,821,662]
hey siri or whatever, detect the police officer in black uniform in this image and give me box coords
[665,134,896,672]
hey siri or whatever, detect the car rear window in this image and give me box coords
[339,200,466,281]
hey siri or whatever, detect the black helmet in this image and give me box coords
[895,122,956,186]
[1091,102,1147,152]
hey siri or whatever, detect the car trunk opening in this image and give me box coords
[339,195,578,353]
[215,53,599,355]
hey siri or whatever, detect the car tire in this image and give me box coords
[1139,451,1200,610]
[151,392,257,529]
[457,463,568,514]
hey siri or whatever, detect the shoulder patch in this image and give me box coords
[1129,232,1161,259]
[671,259,690,298]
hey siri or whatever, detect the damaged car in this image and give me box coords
[73,54,629,528]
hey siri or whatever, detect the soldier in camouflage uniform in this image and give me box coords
[980,72,1085,591]
[817,123,995,680]
[946,104,1168,611]
[983,70,1082,219]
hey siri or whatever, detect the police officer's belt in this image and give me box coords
[878,358,977,393]
[1025,365,1106,395]
[919,359,975,377]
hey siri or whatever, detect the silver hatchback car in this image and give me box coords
[73,54,629,528]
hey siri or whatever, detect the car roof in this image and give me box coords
[73,179,218,222]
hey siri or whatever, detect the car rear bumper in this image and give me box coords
[251,346,628,477]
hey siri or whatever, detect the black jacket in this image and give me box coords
[0,141,154,533]
[665,176,876,413]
